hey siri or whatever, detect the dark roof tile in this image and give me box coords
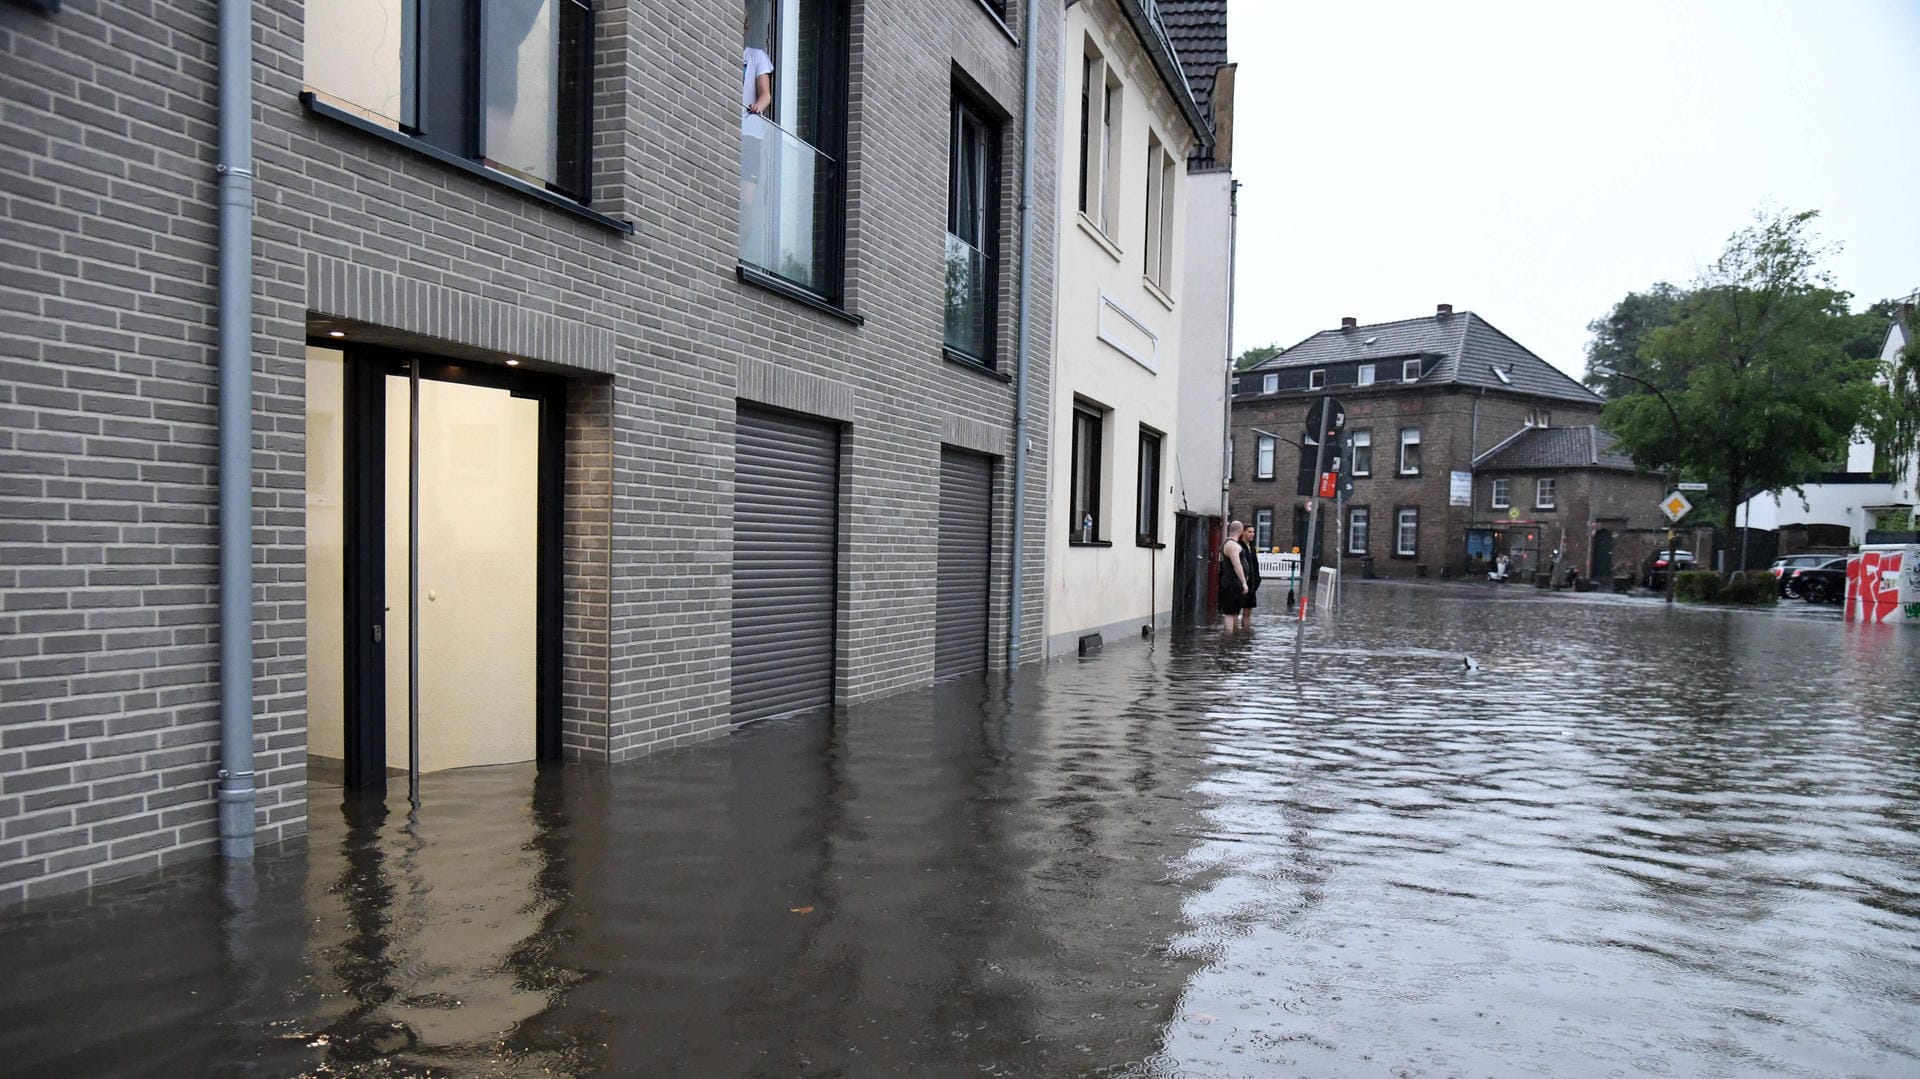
[1474,425,1639,471]
[1250,311,1603,406]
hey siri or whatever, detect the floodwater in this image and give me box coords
[2,583,1917,1078]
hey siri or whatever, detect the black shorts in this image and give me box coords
[1241,586,1258,609]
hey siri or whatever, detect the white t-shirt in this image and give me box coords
[742,47,773,112]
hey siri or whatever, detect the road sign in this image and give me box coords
[1677,482,1709,492]
[1318,471,1337,498]
[1661,491,1693,522]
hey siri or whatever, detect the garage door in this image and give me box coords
[935,449,993,679]
[732,407,839,723]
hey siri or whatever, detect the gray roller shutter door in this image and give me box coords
[935,449,993,678]
[733,408,839,723]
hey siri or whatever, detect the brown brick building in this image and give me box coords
[1229,307,1666,582]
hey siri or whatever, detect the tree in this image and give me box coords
[1233,343,1281,371]
[1602,209,1887,547]
[1875,297,1920,482]
[1582,282,1687,395]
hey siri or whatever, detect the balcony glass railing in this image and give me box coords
[740,113,835,294]
[943,232,990,362]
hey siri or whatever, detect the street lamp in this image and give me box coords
[1593,364,1681,605]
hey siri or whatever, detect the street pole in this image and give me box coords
[1594,365,1681,605]
[1665,467,1675,606]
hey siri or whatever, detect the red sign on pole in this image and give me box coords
[1317,471,1337,498]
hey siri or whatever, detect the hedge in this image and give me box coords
[1673,570,1778,606]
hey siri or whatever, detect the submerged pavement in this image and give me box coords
[2,582,1917,1077]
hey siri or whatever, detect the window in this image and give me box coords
[1077,45,1121,234]
[1254,509,1273,549]
[1069,404,1104,542]
[1136,429,1162,545]
[1402,358,1421,382]
[1261,372,1278,395]
[1396,507,1419,556]
[1348,507,1369,553]
[1398,428,1421,475]
[944,93,1000,364]
[739,0,850,299]
[304,0,595,199]
[1357,364,1375,387]
[1143,136,1176,291]
[1350,430,1372,476]
[1308,369,1326,390]
[1255,434,1276,480]
[1536,477,1556,509]
[1491,477,1510,509]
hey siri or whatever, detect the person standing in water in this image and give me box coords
[1238,522,1262,627]
[1218,521,1249,631]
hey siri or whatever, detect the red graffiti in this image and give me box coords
[1847,552,1903,622]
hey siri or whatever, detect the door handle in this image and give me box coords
[373,624,383,644]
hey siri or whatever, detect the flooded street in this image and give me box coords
[2,583,1917,1078]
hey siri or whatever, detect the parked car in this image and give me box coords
[1769,554,1833,597]
[1788,557,1849,604]
[1645,550,1696,590]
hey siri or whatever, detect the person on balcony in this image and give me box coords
[741,13,775,261]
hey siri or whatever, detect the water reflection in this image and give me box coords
[0,586,1915,1077]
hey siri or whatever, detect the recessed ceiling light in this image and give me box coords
[327,330,346,338]
[505,359,520,367]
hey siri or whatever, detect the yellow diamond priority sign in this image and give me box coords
[1660,490,1692,523]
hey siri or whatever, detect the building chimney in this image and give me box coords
[1436,303,1453,318]
[1340,316,1358,331]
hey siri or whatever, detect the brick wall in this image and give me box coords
[0,0,1060,903]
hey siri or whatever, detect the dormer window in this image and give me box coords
[1402,359,1420,382]
[1356,364,1375,387]
[1262,373,1278,395]
[1308,369,1325,390]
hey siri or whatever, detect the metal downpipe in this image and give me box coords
[1006,0,1040,667]
[216,0,256,858]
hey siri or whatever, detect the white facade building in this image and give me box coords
[1045,0,1211,655]
[1739,315,1918,542]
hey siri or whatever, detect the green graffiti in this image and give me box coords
[1905,603,1920,620]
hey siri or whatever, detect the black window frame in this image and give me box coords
[1069,403,1105,544]
[736,0,854,308]
[943,87,1004,369]
[301,0,597,205]
[1135,427,1163,546]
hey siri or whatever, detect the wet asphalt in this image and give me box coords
[0,580,1915,1078]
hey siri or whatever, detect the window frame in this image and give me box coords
[1069,403,1106,543]
[943,88,1003,368]
[300,0,610,223]
[1491,477,1510,510]
[1308,368,1325,390]
[1535,477,1556,510]
[1135,427,1163,546]
[1402,358,1421,382]
[1395,506,1419,557]
[1077,42,1122,236]
[1356,363,1375,387]
[1254,508,1274,550]
[1350,429,1372,476]
[1261,372,1278,395]
[1143,136,1176,292]
[1255,434,1276,480]
[1347,506,1369,554]
[1398,428,1421,476]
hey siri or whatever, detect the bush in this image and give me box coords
[1673,570,1725,603]
[1673,571,1779,606]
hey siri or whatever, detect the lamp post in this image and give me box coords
[1594,365,1682,605]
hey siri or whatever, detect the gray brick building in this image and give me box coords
[1229,307,1662,583]
[0,0,1060,902]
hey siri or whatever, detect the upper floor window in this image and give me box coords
[1399,428,1421,475]
[1255,435,1276,480]
[1261,372,1278,395]
[1491,477,1510,509]
[740,0,849,300]
[1356,364,1375,387]
[1402,358,1421,382]
[305,0,595,199]
[1535,477,1557,509]
[1308,369,1326,390]
[1524,408,1553,427]
[944,93,1001,365]
[1077,44,1121,236]
[1350,430,1372,475]
[1143,134,1176,291]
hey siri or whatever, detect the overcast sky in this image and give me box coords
[1227,0,1920,377]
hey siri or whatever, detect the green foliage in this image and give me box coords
[1583,282,1688,394]
[1601,209,1888,541]
[1879,299,1920,482]
[1234,343,1282,371]
[1671,572,1777,606]
[1672,570,1725,603]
